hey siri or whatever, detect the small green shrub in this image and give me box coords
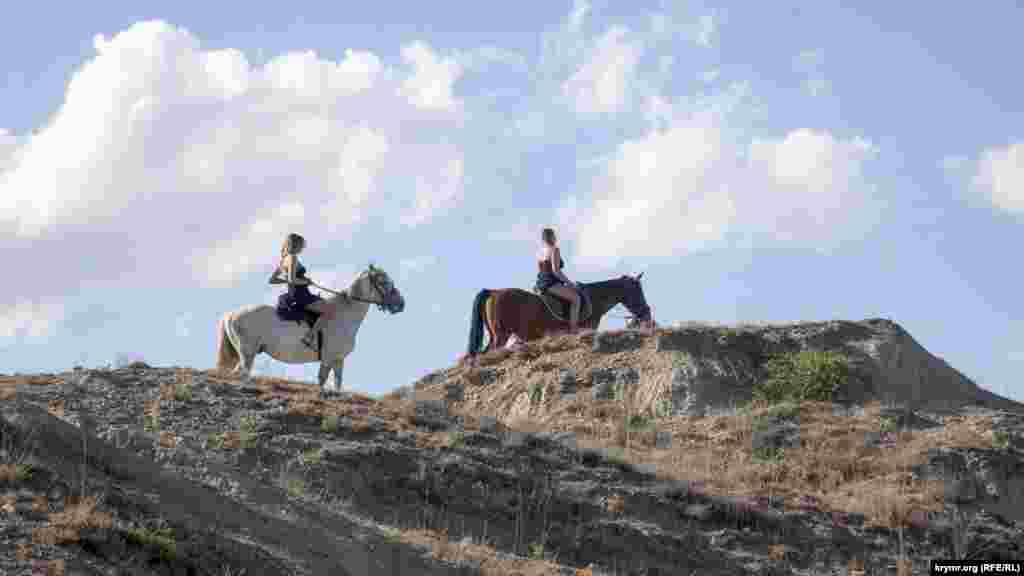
[173,382,192,402]
[627,414,654,432]
[14,463,33,482]
[285,477,306,498]
[143,414,159,433]
[752,446,786,463]
[300,448,322,466]
[528,542,545,559]
[206,432,225,450]
[754,350,848,404]
[321,414,339,434]
[654,398,673,419]
[527,381,544,404]
[879,416,898,434]
[993,430,1011,451]
[239,415,259,449]
[382,526,401,543]
[126,526,176,562]
[446,430,465,449]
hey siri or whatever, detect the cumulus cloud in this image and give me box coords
[569,93,881,270]
[971,141,1024,214]
[400,41,464,111]
[0,300,65,346]
[745,129,879,245]
[562,26,641,115]
[0,21,470,336]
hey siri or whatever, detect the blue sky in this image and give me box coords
[1,1,1021,402]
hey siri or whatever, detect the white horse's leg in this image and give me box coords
[333,356,344,393]
[317,363,331,392]
[320,355,344,398]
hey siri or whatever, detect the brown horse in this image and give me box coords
[465,273,654,357]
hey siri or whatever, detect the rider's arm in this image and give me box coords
[283,255,307,286]
[269,266,285,284]
[551,247,570,283]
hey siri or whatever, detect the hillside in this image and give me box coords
[1,319,1022,575]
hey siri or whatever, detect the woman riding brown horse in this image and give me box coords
[465,273,654,358]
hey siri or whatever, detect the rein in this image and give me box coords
[311,279,390,310]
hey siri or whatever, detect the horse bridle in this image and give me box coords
[312,269,396,311]
[345,269,396,311]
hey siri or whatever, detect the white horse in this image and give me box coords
[215,264,405,397]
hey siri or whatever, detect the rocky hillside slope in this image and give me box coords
[1,319,1022,575]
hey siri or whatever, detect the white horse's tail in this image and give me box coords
[216,313,240,371]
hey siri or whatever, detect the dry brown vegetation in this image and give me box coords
[396,528,577,576]
[32,495,113,546]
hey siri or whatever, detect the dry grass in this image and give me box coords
[0,374,62,401]
[397,528,566,576]
[407,330,1003,530]
[32,496,113,546]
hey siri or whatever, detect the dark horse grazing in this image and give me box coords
[465,273,654,357]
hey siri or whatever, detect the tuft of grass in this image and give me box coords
[382,526,402,543]
[285,477,306,498]
[752,445,786,463]
[126,526,176,562]
[993,430,1011,451]
[238,414,259,449]
[880,416,898,434]
[754,350,849,405]
[300,448,322,466]
[0,463,34,483]
[173,382,192,402]
[627,414,654,432]
[445,430,465,449]
[654,398,673,419]
[321,414,339,434]
[527,381,544,405]
[143,398,161,432]
[206,432,225,450]
[527,541,545,560]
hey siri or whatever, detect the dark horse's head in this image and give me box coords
[587,271,653,328]
[617,272,654,329]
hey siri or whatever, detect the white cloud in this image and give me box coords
[400,41,464,111]
[745,129,879,246]
[696,14,716,47]
[0,20,473,341]
[401,153,465,227]
[701,68,721,84]
[0,300,65,345]
[197,202,308,289]
[561,26,641,115]
[568,96,882,270]
[971,141,1024,214]
[794,49,830,97]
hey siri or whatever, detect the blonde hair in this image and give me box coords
[280,233,305,259]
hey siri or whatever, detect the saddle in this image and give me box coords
[533,285,593,323]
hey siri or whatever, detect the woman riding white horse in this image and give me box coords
[216,262,405,398]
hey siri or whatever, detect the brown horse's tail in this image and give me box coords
[466,289,492,357]
[215,313,240,371]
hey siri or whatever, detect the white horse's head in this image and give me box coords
[346,264,405,314]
